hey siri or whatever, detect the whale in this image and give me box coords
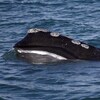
[14,28,100,63]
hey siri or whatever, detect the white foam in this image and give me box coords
[17,49,67,60]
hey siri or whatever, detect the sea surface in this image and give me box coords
[1,0,100,100]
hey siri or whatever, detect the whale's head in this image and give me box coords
[14,28,67,64]
[14,28,100,64]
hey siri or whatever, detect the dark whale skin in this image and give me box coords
[14,28,100,61]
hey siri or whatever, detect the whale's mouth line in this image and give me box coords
[17,49,67,60]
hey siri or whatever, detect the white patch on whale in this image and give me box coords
[81,44,89,49]
[50,32,60,37]
[71,40,81,45]
[17,49,67,60]
[28,28,48,33]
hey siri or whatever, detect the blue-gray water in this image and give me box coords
[1,0,100,100]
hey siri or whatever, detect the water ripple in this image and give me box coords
[1,0,100,100]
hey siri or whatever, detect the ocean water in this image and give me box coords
[1,0,100,100]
